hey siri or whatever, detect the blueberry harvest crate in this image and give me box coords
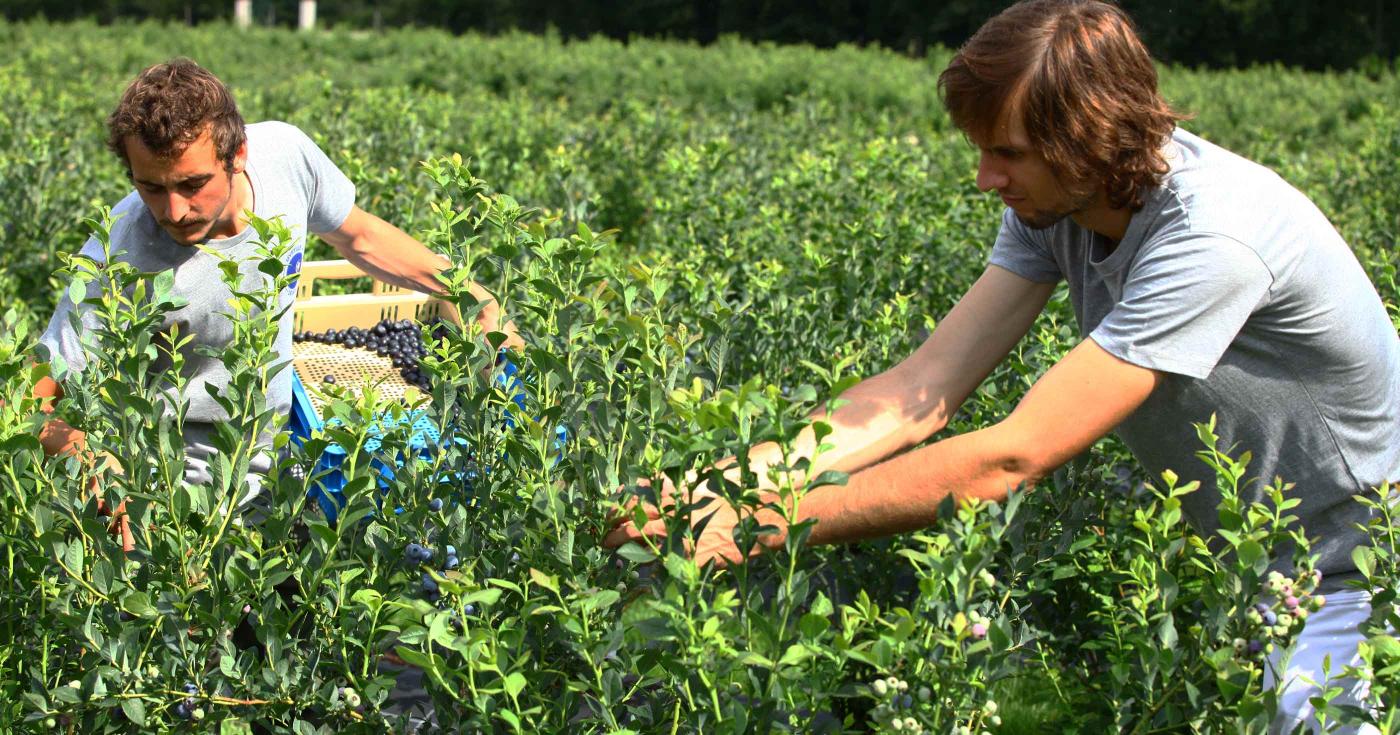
[288,259,465,523]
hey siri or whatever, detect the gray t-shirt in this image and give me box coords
[989,127,1400,587]
[40,121,356,501]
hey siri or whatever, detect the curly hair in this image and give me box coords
[938,0,1186,211]
[106,58,246,175]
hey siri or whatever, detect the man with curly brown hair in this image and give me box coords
[606,1,1399,730]
[34,58,518,533]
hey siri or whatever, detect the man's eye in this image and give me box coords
[180,181,206,195]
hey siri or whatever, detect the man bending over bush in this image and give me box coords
[34,58,516,547]
[606,1,1400,731]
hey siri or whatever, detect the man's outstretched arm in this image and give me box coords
[317,206,524,350]
[608,336,1162,564]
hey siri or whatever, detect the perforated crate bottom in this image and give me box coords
[291,341,421,417]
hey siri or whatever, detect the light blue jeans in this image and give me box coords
[1267,587,1387,734]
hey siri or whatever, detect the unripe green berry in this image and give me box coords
[873,679,889,696]
[192,708,205,721]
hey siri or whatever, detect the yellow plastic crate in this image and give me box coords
[291,259,459,413]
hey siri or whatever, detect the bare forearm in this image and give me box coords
[751,425,1035,548]
[40,417,86,457]
[717,366,954,492]
[337,219,452,297]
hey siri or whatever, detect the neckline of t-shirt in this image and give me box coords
[1087,137,1184,274]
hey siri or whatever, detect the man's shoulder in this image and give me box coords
[90,191,160,263]
[245,120,320,159]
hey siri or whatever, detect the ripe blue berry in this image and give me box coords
[1264,611,1278,626]
[464,604,476,615]
[429,498,443,512]
[510,552,521,564]
[183,683,197,694]
[445,555,459,570]
[406,542,426,561]
[421,572,439,594]
[445,545,457,556]
[174,702,192,719]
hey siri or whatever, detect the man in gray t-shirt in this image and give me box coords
[605,2,1398,730]
[35,58,515,547]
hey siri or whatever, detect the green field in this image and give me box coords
[0,21,1397,734]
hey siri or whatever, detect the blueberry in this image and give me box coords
[464,604,476,615]
[445,545,457,556]
[421,572,439,593]
[429,498,443,512]
[183,683,197,694]
[323,374,336,384]
[174,702,191,719]
[1264,611,1278,625]
[406,542,426,561]
[1255,602,1270,614]
[445,555,459,570]
[510,552,521,564]
[419,546,434,562]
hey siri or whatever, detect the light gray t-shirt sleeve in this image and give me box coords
[37,236,110,377]
[988,209,1064,284]
[1090,233,1274,379]
[274,122,356,233]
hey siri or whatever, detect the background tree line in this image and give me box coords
[3,0,1394,71]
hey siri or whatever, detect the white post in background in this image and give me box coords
[234,0,252,28]
[298,0,317,31]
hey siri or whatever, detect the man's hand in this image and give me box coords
[602,476,785,567]
[89,452,135,552]
[319,206,525,351]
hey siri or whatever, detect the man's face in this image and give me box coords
[971,110,1095,230]
[126,128,246,246]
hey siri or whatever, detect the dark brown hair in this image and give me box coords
[106,58,246,174]
[938,0,1186,210]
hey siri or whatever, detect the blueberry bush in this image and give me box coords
[0,21,1397,734]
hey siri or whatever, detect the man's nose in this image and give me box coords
[975,153,1008,192]
[165,193,190,223]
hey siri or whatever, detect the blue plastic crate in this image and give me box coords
[288,371,448,522]
[286,356,561,524]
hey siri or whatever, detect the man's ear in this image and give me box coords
[229,140,248,175]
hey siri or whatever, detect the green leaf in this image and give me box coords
[67,279,87,306]
[1236,540,1266,573]
[502,671,528,698]
[122,591,156,619]
[1353,545,1376,578]
[221,718,255,735]
[120,698,146,726]
[615,543,656,564]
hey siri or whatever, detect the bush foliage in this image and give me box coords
[0,22,1397,734]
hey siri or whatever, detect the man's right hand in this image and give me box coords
[89,452,134,552]
[35,374,135,552]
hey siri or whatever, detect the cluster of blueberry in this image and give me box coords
[172,683,203,721]
[1234,569,1327,658]
[404,535,462,603]
[331,685,362,712]
[294,317,451,390]
[867,676,937,732]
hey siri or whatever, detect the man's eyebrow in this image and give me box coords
[133,174,214,188]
